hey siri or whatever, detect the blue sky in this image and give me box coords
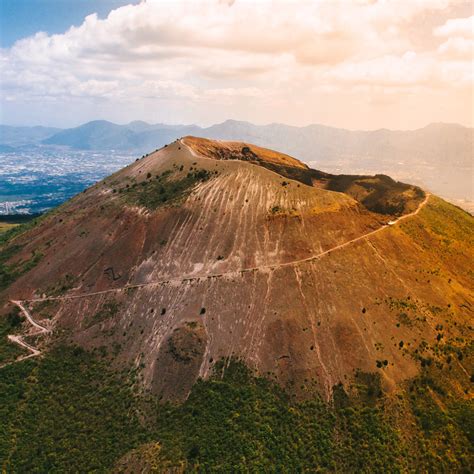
[0,0,138,47]
[0,1,472,129]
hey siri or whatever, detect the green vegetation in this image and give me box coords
[0,346,471,472]
[28,299,59,320]
[406,368,473,471]
[151,362,408,472]
[325,173,424,215]
[0,214,46,292]
[0,308,25,365]
[416,197,473,242]
[0,214,43,239]
[385,297,441,328]
[401,196,474,259]
[0,346,147,472]
[268,204,300,217]
[0,244,43,292]
[0,214,45,247]
[121,169,213,210]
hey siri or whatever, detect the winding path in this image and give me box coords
[11,300,49,333]
[1,301,50,367]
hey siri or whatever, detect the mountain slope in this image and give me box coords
[0,137,471,400]
[43,120,200,150]
[42,120,137,150]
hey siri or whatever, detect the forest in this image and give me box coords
[0,343,472,472]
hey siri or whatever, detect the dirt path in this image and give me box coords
[11,300,49,333]
[277,191,430,268]
[180,137,201,159]
[1,301,51,367]
[7,335,41,359]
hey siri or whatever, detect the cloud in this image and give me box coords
[434,15,474,60]
[434,15,474,38]
[438,36,473,59]
[326,52,436,87]
[1,0,472,128]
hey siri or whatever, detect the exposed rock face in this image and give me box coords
[1,137,472,401]
[152,321,207,401]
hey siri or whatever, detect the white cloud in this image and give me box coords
[1,0,472,128]
[434,15,474,38]
[438,36,474,58]
[434,15,474,60]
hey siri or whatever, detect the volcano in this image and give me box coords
[1,137,472,404]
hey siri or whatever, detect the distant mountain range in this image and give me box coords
[1,119,472,210]
[41,120,200,152]
[1,119,471,165]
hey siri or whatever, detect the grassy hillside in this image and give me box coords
[0,344,472,472]
[0,346,148,472]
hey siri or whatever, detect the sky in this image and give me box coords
[0,0,473,130]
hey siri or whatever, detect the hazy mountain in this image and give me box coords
[125,120,158,133]
[40,118,472,170]
[0,125,61,146]
[130,125,202,152]
[205,120,473,168]
[41,119,472,166]
[40,119,201,152]
[42,120,139,150]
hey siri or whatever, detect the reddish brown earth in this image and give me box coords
[1,137,472,401]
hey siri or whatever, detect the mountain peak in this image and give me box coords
[213,118,253,128]
[182,135,309,170]
[423,122,467,131]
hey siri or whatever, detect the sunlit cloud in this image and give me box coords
[1,0,472,128]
